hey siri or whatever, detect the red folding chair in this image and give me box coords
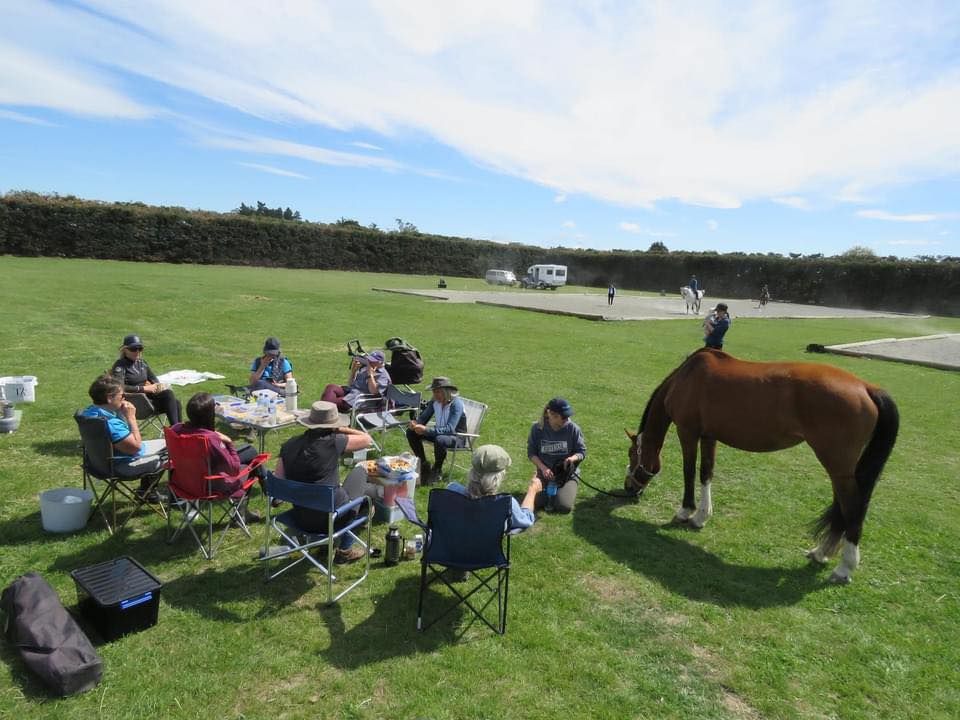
[163,427,269,559]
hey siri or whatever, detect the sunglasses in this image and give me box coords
[126,346,144,351]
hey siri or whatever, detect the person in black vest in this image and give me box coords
[110,334,181,425]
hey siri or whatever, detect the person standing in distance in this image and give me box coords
[703,303,732,349]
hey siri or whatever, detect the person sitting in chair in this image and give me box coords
[527,397,586,514]
[111,334,181,425]
[406,376,467,485]
[169,392,265,519]
[249,336,294,395]
[447,445,540,533]
[79,374,167,502]
[274,401,374,564]
[321,350,390,412]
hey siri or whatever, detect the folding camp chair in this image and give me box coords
[126,392,165,437]
[400,489,512,635]
[355,384,422,455]
[260,471,373,605]
[163,427,269,559]
[74,412,167,535]
[442,397,488,481]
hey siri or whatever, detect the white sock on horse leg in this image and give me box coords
[830,541,860,584]
[691,483,712,528]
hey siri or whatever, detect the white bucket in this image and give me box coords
[0,375,38,403]
[40,487,93,533]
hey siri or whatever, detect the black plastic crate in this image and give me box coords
[70,556,162,642]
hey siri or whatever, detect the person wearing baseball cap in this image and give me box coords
[321,349,391,412]
[703,303,731,349]
[527,397,586,513]
[406,376,467,484]
[110,333,182,425]
[445,445,540,533]
[249,336,295,395]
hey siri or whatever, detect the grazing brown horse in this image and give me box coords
[625,348,899,584]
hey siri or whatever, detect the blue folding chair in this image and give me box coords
[259,471,373,604]
[401,489,512,635]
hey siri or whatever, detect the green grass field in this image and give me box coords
[1,256,958,720]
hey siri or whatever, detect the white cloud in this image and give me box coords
[772,196,810,210]
[707,219,719,231]
[350,141,383,151]
[0,109,56,126]
[619,221,675,237]
[856,209,944,222]
[236,162,310,179]
[562,219,576,228]
[4,1,960,208]
[553,193,567,203]
[196,127,402,171]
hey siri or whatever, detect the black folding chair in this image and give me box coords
[400,489,512,635]
[74,412,167,534]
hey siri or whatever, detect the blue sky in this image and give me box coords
[2,1,959,258]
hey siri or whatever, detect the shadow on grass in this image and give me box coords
[320,575,469,669]
[572,494,826,607]
[46,523,201,575]
[161,563,315,622]
[32,438,81,457]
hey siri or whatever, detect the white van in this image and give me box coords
[485,269,517,286]
[521,264,567,290]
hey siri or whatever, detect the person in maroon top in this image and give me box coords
[169,392,264,514]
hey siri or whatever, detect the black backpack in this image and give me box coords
[385,337,424,385]
[1,572,103,697]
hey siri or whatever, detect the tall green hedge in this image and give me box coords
[2,192,957,315]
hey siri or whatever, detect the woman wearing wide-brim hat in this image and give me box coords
[406,376,467,484]
[273,400,373,564]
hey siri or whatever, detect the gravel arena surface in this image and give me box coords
[375,287,959,371]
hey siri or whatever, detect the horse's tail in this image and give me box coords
[813,387,899,544]
[853,388,899,523]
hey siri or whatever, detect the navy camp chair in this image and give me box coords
[259,471,373,605]
[401,489,512,635]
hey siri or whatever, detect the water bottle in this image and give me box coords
[268,401,278,426]
[546,480,558,510]
[385,525,403,566]
[285,377,298,412]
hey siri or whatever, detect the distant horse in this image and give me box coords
[680,286,703,314]
[624,348,899,584]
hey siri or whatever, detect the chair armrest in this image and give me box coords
[454,432,480,439]
[333,494,371,520]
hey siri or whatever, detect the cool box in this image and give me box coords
[70,556,162,641]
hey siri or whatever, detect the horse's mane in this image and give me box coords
[638,350,712,432]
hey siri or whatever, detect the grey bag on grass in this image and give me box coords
[1,572,103,696]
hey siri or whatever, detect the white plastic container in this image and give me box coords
[40,487,93,533]
[285,377,298,412]
[0,375,38,403]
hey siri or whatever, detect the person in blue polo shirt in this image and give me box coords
[80,374,166,500]
[249,336,294,394]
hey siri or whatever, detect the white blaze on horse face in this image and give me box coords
[691,482,713,528]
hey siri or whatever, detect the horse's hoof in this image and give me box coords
[806,549,829,565]
[672,513,691,524]
[829,571,852,585]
